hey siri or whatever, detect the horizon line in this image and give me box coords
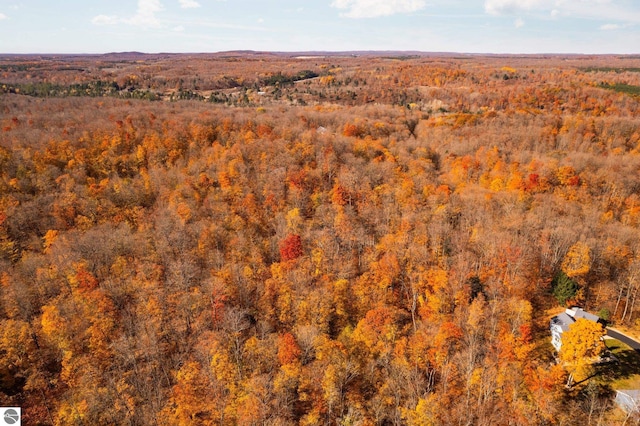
[1,50,639,57]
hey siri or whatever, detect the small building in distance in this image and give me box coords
[550,307,602,351]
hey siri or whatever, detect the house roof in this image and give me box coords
[551,312,575,332]
[571,308,600,322]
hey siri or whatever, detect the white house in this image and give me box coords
[550,307,601,351]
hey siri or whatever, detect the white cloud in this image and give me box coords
[125,0,164,28]
[484,0,616,15]
[0,13,7,20]
[92,0,167,28]
[173,25,185,31]
[92,14,119,25]
[178,0,201,8]
[484,0,640,24]
[484,0,549,16]
[514,17,525,27]
[600,23,621,30]
[331,0,426,18]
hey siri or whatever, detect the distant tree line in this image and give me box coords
[0,80,160,100]
[261,70,319,86]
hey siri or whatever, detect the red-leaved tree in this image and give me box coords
[279,234,303,261]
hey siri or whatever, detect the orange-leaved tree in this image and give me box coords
[277,332,302,365]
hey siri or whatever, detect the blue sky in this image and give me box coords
[1,0,639,54]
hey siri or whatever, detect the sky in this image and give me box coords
[1,0,639,54]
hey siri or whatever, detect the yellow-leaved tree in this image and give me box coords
[562,241,591,279]
[558,318,605,387]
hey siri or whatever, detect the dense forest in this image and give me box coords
[2,52,640,425]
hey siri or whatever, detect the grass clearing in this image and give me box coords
[582,67,640,73]
[598,82,640,97]
[596,338,640,389]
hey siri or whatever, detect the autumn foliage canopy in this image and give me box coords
[1,53,640,425]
